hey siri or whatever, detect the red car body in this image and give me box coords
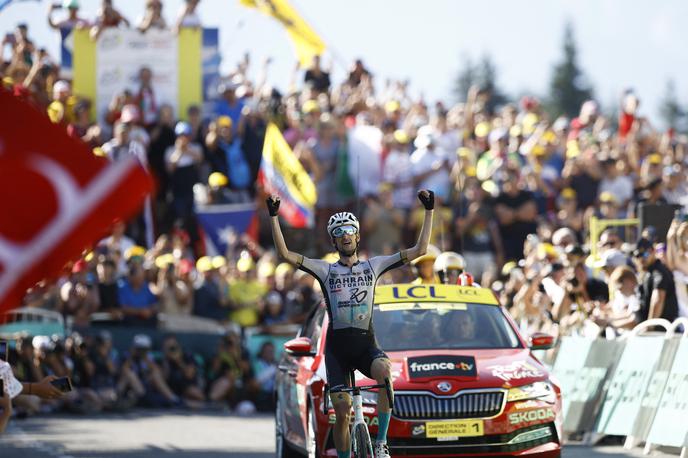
[275,284,562,458]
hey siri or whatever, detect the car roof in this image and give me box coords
[373,284,499,306]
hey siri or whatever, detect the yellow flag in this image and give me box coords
[239,0,326,67]
[260,123,317,227]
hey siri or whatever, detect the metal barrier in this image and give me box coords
[551,318,688,456]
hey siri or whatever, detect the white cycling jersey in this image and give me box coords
[297,253,407,332]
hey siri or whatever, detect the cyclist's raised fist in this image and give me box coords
[417,189,434,210]
[266,195,281,216]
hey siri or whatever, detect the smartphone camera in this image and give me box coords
[50,377,73,393]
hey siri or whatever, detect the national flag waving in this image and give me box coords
[196,203,256,256]
[258,123,316,228]
[0,89,153,314]
[239,0,326,67]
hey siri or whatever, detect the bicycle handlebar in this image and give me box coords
[322,377,394,413]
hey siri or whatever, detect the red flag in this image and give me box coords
[0,89,153,313]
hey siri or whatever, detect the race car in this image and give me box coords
[275,283,562,457]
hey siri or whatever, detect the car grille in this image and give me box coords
[393,390,505,420]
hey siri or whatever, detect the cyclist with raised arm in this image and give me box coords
[267,189,435,458]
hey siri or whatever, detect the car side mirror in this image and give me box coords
[529,332,554,350]
[284,337,316,357]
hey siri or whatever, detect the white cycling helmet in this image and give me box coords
[434,251,466,273]
[434,251,466,285]
[327,212,359,237]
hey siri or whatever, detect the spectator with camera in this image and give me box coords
[160,335,205,408]
[122,334,180,408]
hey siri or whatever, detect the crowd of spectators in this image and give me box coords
[3,0,688,419]
[3,331,277,417]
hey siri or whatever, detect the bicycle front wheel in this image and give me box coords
[352,422,373,458]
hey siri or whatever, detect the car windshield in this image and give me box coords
[373,302,522,351]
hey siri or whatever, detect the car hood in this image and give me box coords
[359,348,549,395]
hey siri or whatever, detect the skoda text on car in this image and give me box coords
[275,283,562,457]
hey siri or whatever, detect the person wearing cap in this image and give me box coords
[48,0,90,30]
[598,191,621,219]
[206,172,234,204]
[100,219,136,276]
[192,256,230,321]
[165,121,203,231]
[151,255,191,316]
[598,157,633,209]
[266,189,434,458]
[600,266,642,332]
[552,261,609,326]
[632,176,668,219]
[47,80,75,124]
[120,104,150,147]
[123,334,180,407]
[228,256,268,327]
[59,259,100,328]
[662,164,687,206]
[118,258,159,327]
[205,116,234,177]
[101,120,147,164]
[633,238,679,323]
[554,188,584,237]
[594,249,629,282]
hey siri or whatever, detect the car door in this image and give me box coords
[280,305,326,451]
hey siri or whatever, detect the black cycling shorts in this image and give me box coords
[325,329,387,392]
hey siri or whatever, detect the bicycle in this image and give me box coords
[323,370,394,458]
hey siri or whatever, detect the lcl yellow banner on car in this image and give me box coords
[374,284,498,306]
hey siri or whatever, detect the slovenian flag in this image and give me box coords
[258,123,317,228]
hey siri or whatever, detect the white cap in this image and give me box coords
[133,334,152,349]
[595,249,627,269]
[53,80,70,97]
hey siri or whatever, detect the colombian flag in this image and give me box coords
[258,123,317,228]
[239,0,326,67]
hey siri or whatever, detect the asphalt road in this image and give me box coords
[0,411,682,458]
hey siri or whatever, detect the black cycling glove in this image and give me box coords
[418,189,434,210]
[266,196,281,216]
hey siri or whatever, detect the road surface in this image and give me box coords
[0,411,681,457]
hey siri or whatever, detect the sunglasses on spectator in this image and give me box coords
[332,225,358,238]
[602,240,619,247]
[633,251,649,259]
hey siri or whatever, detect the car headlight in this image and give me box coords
[506,381,556,404]
[361,391,378,405]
